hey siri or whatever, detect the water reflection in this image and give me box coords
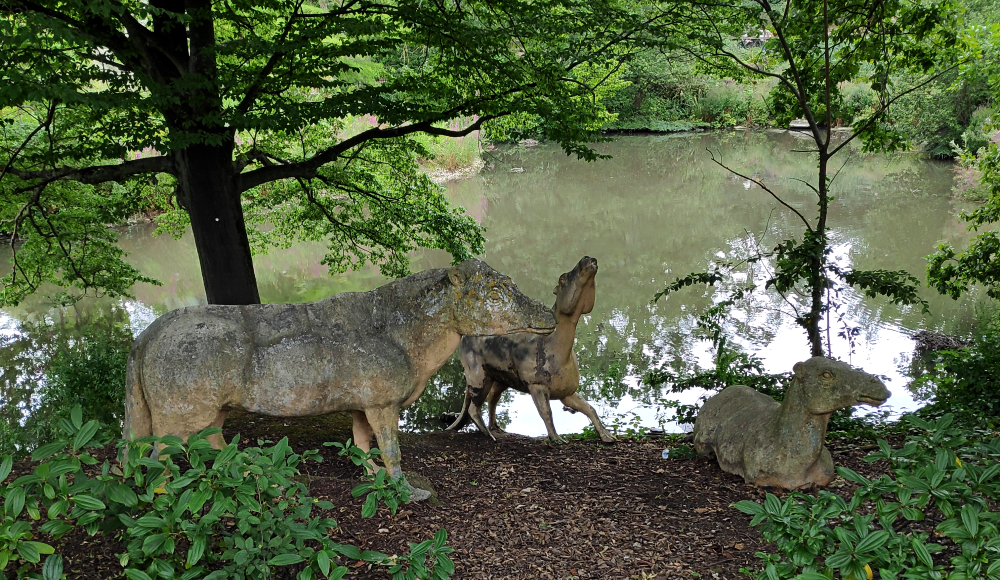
[0,132,987,437]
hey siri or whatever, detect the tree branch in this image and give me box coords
[708,149,814,232]
[238,115,494,192]
[828,63,962,157]
[9,155,176,185]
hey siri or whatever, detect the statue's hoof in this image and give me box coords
[404,473,438,504]
[408,485,432,502]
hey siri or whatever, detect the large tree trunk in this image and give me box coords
[176,142,261,305]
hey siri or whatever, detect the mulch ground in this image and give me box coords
[17,412,896,580]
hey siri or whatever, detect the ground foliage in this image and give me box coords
[0,409,453,580]
[3,407,910,580]
[737,414,1000,580]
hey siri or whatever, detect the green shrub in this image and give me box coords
[643,302,788,425]
[734,414,1000,580]
[0,316,132,459]
[913,316,1000,423]
[1,408,454,580]
[838,82,877,126]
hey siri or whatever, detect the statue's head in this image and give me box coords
[554,256,598,318]
[444,259,556,336]
[792,357,890,415]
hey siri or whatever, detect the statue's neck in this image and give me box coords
[771,379,830,454]
[548,307,581,362]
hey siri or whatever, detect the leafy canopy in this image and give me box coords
[0,0,673,305]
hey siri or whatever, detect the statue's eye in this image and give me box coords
[489,291,502,302]
[822,371,834,379]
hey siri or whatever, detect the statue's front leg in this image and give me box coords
[528,383,565,443]
[364,405,430,501]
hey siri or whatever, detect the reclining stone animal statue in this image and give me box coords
[447,256,616,443]
[692,357,890,489]
[124,258,556,494]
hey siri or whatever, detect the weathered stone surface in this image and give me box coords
[124,258,556,484]
[692,357,889,489]
[447,256,616,443]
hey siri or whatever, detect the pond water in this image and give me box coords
[0,132,988,439]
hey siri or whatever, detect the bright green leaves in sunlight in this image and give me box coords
[243,135,485,278]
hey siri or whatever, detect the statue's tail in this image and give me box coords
[123,346,153,441]
[446,389,474,432]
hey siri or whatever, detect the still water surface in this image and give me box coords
[1,132,986,437]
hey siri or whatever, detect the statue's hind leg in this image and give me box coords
[468,378,497,440]
[561,393,616,443]
[351,410,378,475]
[207,410,229,449]
[486,382,507,434]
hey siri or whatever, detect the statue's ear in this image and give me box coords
[448,268,465,286]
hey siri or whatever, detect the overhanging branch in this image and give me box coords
[9,155,176,185]
[238,115,494,192]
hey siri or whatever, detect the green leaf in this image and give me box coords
[268,554,305,566]
[317,551,331,576]
[135,515,166,528]
[362,493,377,518]
[124,568,154,580]
[17,541,41,563]
[106,483,139,507]
[42,554,64,580]
[912,538,934,567]
[333,544,361,560]
[186,535,206,567]
[763,493,781,515]
[855,530,890,553]
[5,487,25,517]
[31,442,66,461]
[0,455,12,483]
[72,420,101,451]
[70,407,83,430]
[72,494,106,511]
[836,467,871,486]
[901,507,925,521]
[142,534,168,556]
[961,504,980,537]
[732,500,766,516]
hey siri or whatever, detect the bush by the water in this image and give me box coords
[735,414,1000,580]
[0,408,454,580]
[0,316,132,459]
[913,314,1000,424]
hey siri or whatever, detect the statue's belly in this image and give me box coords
[244,335,413,415]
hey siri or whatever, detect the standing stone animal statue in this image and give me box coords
[693,357,889,489]
[447,256,616,443]
[124,258,556,489]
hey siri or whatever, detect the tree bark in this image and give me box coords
[176,142,261,305]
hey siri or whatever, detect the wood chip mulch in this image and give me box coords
[13,412,894,580]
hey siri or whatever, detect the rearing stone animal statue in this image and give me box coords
[124,259,556,485]
[693,357,890,489]
[447,256,616,443]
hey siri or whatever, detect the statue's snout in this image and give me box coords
[857,377,890,407]
[524,298,557,334]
